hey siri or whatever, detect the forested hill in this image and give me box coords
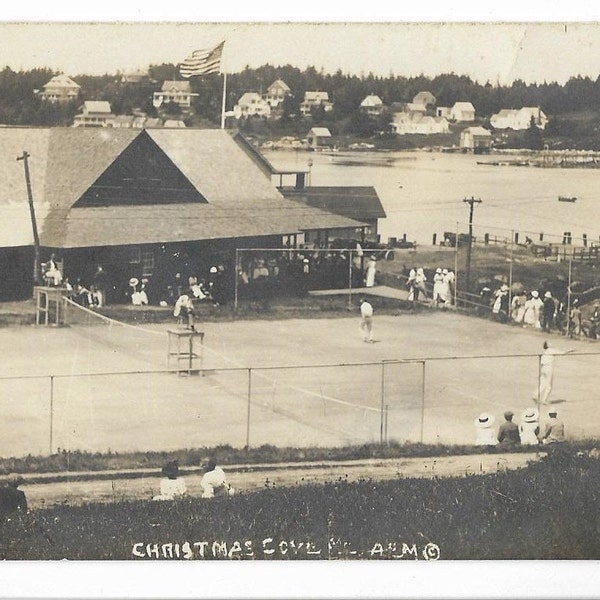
[2,63,600,148]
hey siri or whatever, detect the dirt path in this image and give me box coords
[21,452,541,509]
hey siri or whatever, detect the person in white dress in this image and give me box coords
[201,459,235,498]
[474,413,498,446]
[153,460,187,501]
[523,290,543,328]
[432,268,444,306]
[365,256,377,288]
[519,408,540,446]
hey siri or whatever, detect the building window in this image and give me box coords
[130,247,141,264]
[142,250,155,277]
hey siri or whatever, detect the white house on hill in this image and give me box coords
[412,91,436,108]
[234,92,272,118]
[265,79,291,108]
[40,74,80,103]
[490,107,548,130]
[360,94,384,116]
[153,81,197,110]
[300,91,334,116]
[73,101,114,128]
[450,101,476,122]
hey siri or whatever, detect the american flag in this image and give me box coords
[179,41,225,78]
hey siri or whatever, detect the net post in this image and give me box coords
[234,248,239,310]
[245,367,252,449]
[380,360,385,445]
[384,404,389,445]
[420,360,426,444]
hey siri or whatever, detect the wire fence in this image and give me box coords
[1,351,599,458]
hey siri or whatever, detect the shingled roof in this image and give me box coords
[280,186,386,221]
[0,128,365,248]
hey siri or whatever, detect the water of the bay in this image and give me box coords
[264,149,600,246]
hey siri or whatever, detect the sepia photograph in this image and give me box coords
[0,3,600,598]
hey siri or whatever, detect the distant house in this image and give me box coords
[390,112,449,135]
[412,91,436,108]
[460,126,493,153]
[152,81,197,110]
[436,106,451,118]
[405,103,428,115]
[300,91,334,116]
[265,79,291,108]
[163,119,187,128]
[234,92,272,118]
[121,69,149,84]
[490,106,548,130]
[450,101,476,122]
[307,127,332,149]
[360,95,384,116]
[73,101,114,128]
[40,74,80,103]
[112,115,135,129]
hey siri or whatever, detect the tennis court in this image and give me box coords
[0,304,598,457]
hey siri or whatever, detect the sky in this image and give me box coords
[1,4,600,85]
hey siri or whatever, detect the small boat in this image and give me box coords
[558,196,577,203]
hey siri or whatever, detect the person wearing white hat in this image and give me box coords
[519,408,540,446]
[432,268,444,306]
[523,290,543,328]
[542,291,557,332]
[365,255,377,288]
[474,413,498,446]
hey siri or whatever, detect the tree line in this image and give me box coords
[1,63,600,143]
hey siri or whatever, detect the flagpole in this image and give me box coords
[220,72,227,130]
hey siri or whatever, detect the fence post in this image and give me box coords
[420,361,426,444]
[49,375,54,455]
[234,248,239,310]
[246,368,252,449]
[380,361,385,445]
[348,249,353,311]
[537,355,542,408]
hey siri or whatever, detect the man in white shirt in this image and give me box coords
[359,298,374,343]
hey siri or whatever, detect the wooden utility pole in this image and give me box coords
[463,196,482,296]
[17,151,41,285]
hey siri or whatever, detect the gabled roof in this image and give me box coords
[0,128,364,248]
[304,91,329,102]
[82,101,112,114]
[308,127,331,137]
[413,90,436,105]
[268,79,290,92]
[280,187,386,220]
[43,74,80,90]
[238,92,264,105]
[160,80,191,93]
[462,126,492,137]
[452,101,475,111]
[495,109,518,118]
[361,95,383,107]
